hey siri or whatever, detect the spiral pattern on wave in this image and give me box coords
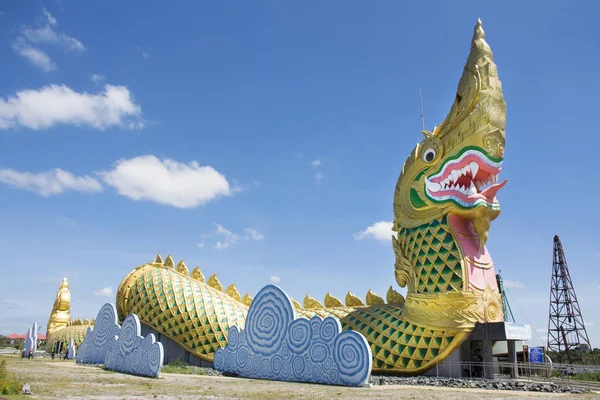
[213,349,225,370]
[94,304,117,348]
[227,326,239,350]
[310,341,328,363]
[320,317,339,343]
[119,316,138,355]
[333,331,371,386]
[245,286,292,356]
[288,318,312,354]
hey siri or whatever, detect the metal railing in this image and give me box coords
[419,361,600,391]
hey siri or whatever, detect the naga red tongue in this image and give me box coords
[480,179,508,200]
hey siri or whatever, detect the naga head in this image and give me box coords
[394,19,506,249]
[46,277,72,337]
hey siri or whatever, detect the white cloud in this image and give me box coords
[214,224,239,250]
[197,242,205,248]
[12,39,56,72]
[91,73,105,83]
[0,84,143,130]
[100,156,232,208]
[215,241,231,250]
[311,159,322,167]
[43,8,57,26]
[93,287,113,297]
[354,221,396,241]
[21,25,85,53]
[13,9,84,71]
[503,280,525,289]
[245,229,264,241]
[314,172,324,185]
[0,167,103,196]
[270,276,281,284]
[210,224,264,250]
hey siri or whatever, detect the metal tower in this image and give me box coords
[547,235,596,365]
[496,272,515,322]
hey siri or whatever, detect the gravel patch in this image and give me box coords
[369,375,588,394]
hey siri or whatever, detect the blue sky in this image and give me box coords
[1,1,599,349]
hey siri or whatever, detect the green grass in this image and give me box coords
[0,359,21,395]
[160,357,208,375]
[571,372,600,382]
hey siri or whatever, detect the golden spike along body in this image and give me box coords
[366,289,385,306]
[154,253,164,264]
[91,318,96,325]
[242,293,253,306]
[176,260,189,275]
[291,299,302,309]
[345,291,365,306]
[83,318,90,325]
[386,286,405,304]
[164,254,175,268]
[303,294,323,309]
[225,284,241,302]
[324,292,344,307]
[191,266,205,282]
[208,274,223,291]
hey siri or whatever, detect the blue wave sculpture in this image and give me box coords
[104,314,164,378]
[77,303,164,378]
[214,285,372,387]
[77,303,120,365]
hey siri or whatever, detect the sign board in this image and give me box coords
[529,347,545,364]
[504,323,532,340]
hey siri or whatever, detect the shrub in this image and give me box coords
[0,359,21,395]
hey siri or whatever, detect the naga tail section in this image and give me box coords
[116,254,249,362]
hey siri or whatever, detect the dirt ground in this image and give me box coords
[2,355,599,400]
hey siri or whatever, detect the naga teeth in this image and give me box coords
[426,180,442,192]
[491,174,497,184]
[469,162,479,178]
[451,170,460,182]
[475,181,483,191]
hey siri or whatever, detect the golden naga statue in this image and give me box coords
[59,19,506,375]
[46,278,93,348]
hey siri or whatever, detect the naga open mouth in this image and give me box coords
[424,148,507,208]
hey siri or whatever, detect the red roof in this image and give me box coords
[6,333,46,340]
[7,334,25,339]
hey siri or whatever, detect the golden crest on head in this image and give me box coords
[393,19,506,249]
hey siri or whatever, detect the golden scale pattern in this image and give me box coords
[48,325,90,347]
[399,216,463,294]
[339,218,464,373]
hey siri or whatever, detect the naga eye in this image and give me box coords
[423,149,436,163]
